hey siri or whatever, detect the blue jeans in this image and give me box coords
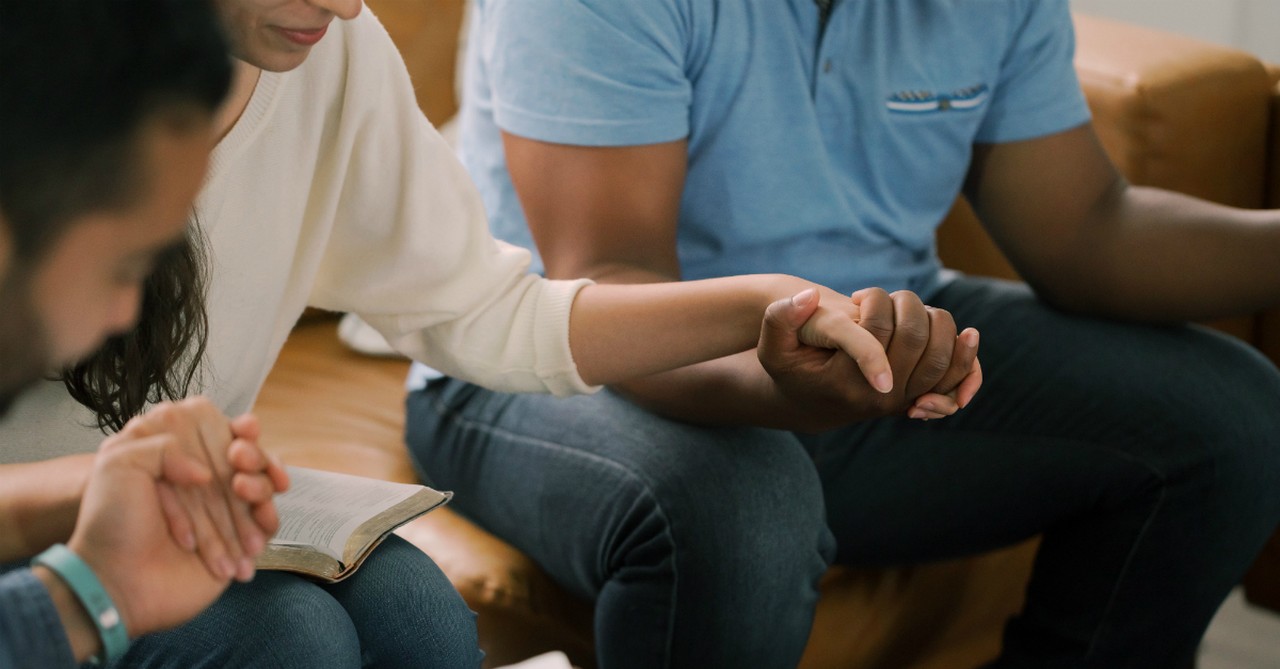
[405,276,1280,669]
[112,535,482,668]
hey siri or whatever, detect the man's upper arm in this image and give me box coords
[960,1,1121,297]
[501,133,688,282]
[477,0,695,282]
[963,123,1127,297]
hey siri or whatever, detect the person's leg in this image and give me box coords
[323,534,483,669]
[406,381,835,669]
[807,276,1280,668]
[113,572,361,668]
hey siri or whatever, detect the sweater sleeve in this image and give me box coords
[305,12,597,397]
[0,570,78,669]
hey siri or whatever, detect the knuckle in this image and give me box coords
[928,306,957,334]
[919,350,953,382]
[98,433,126,451]
[862,319,894,342]
[890,290,923,308]
[147,403,176,424]
[144,404,174,429]
[893,319,929,349]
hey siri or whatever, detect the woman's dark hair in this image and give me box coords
[65,227,211,432]
[0,0,232,431]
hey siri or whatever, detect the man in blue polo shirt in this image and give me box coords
[406,1,1280,666]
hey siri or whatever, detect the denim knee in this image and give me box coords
[587,427,833,666]
[326,535,483,669]
[1139,330,1280,539]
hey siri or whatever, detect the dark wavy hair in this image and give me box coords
[64,229,210,432]
[0,0,231,431]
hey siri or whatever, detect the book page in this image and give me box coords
[271,466,424,560]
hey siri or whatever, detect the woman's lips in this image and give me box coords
[273,23,329,47]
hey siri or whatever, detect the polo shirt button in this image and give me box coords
[823,59,833,73]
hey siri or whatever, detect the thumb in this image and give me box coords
[759,288,821,353]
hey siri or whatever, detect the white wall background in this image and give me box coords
[1070,0,1280,63]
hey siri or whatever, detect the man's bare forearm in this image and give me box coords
[0,454,94,561]
[1023,185,1280,322]
[613,351,789,426]
[614,350,880,433]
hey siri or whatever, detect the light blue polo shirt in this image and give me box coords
[457,0,1091,298]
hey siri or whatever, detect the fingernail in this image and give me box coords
[791,288,816,307]
[218,558,236,580]
[920,401,936,412]
[873,373,893,394]
[908,409,925,420]
[239,558,256,581]
[966,329,979,348]
[183,532,197,552]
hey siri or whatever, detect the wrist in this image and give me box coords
[31,564,102,662]
[32,544,130,665]
[71,452,96,495]
[759,274,813,307]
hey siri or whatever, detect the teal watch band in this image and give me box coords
[32,543,129,665]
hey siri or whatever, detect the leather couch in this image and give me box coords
[253,5,1280,667]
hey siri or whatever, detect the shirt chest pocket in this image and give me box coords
[851,80,991,216]
[886,83,989,115]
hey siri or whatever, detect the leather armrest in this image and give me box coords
[1073,14,1271,207]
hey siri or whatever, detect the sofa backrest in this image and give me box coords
[367,0,467,126]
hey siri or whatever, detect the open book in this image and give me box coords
[255,466,452,582]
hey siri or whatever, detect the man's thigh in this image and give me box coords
[808,276,1280,564]
[406,382,831,599]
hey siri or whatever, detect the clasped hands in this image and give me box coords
[760,284,982,431]
[67,397,289,636]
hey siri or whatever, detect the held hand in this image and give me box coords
[225,414,288,537]
[121,398,285,584]
[849,288,982,419]
[759,288,899,431]
[761,287,981,430]
[66,430,248,636]
[787,287,895,393]
[908,331,982,420]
